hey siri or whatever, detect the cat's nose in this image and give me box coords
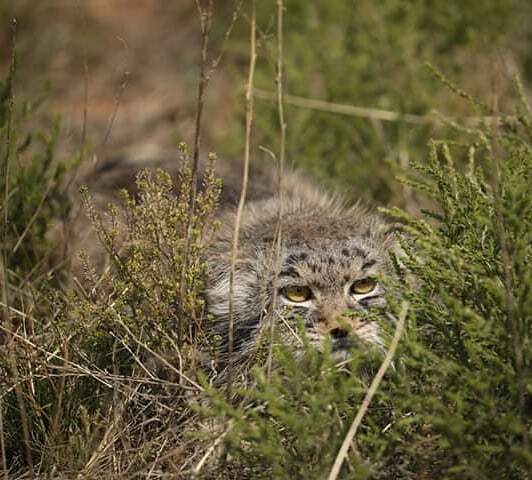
[330,327,349,339]
[317,314,354,336]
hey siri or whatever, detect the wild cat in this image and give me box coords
[77,157,396,369]
[205,171,397,367]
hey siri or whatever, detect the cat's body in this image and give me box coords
[72,156,396,368]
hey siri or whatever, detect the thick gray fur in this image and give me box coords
[205,172,396,365]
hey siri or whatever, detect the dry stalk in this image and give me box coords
[327,302,409,480]
[45,335,69,465]
[192,422,232,476]
[177,0,213,346]
[76,385,140,479]
[100,37,130,152]
[254,88,510,126]
[266,0,286,379]
[1,19,35,479]
[227,0,257,395]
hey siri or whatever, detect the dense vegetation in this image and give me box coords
[206,115,532,479]
[1,1,531,478]
[224,0,532,205]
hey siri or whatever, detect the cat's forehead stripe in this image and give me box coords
[286,252,309,263]
[280,266,300,278]
[362,259,377,270]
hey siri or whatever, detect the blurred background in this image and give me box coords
[2,0,531,207]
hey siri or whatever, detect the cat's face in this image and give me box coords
[275,239,388,359]
[205,200,396,363]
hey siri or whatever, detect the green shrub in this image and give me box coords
[75,158,221,369]
[222,0,532,205]
[0,71,71,277]
[201,98,532,479]
[375,112,532,478]
[202,337,382,479]
[1,137,223,473]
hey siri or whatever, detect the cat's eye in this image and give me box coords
[350,278,377,295]
[281,285,312,303]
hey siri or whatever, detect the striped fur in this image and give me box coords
[205,172,396,365]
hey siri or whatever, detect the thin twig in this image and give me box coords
[275,310,303,346]
[77,386,140,478]
[178,0,213,346]
[267,0,286,379]
[0,321,189,396]
[2,19,16,238]
[80,6,89,165]
[65,0,90,189]
[254,88,510,126]
[179,0,242,347]
[45,339,69,465]
[111,309,204,392]
[227,0,257,395]
[192,0,213,192]
[99,37,130,154]
[59,3,89,272]
[192,423,232,475]
[328,302,409,480]
[207,0,244,79]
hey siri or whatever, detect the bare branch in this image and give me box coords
[99,37,130,153]
[266,0,286,378]
[254,88,510,126]
[227,0,257,395]
[178,0,213,345]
